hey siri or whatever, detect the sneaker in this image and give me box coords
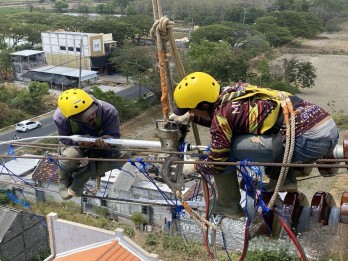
[67,187,84,197]
[59,183,73,200]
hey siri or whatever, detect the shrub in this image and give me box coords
[162,235,200,256]
[145,233,157,246]
[93,206,108,217]
[245,247,298,261]
[131,212,147,229]
[118,223,135,237]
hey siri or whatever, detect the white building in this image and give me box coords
[41,31,117,74]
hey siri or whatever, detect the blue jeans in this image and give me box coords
[291,135,338,163]
[266,133,338,180]
[227,133,338,180]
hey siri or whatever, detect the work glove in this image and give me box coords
[169,112,190,124]
[95,135,112,148]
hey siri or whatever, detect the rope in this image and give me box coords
[91,176,101,195]
[175,189,221,232]
[150,13,175,119]
[1,153,347,168]
[150,0,202,145]
[268,92,296,208]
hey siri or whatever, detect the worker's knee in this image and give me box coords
[59,147,83,171]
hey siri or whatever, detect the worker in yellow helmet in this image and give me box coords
[171,72,338,219]
[53,88,129,200]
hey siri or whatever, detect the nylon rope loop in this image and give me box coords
[175,189,221,232]
[150,18,170,120]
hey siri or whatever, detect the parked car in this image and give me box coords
[15,120,41,132]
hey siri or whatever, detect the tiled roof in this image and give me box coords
[53,240,140,261]
[32,156,59,184]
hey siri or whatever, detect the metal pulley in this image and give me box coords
[340,191,348,224]
[318,129,348,175]
[156,120,190,191]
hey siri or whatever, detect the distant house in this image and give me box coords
[0,206,49,261]
[10,50,47,81]
[10,50,98,88]
[41,30,117,74]
[45,212,159,261]
[82,162,192,226]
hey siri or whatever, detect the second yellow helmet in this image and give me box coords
[173,72,220,109]
[57,88,94,118]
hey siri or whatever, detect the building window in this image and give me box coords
[76,47,81,52]
[141,206,148,215]
[101,199,107,207]
[82,197,87,203]
[60,46,66,51]
[68,47,74,51]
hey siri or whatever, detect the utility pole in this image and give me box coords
[78,35,82,88]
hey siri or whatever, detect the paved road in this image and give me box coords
[117,85,152,99]
[0,117,57,155]
[0,84,153,155]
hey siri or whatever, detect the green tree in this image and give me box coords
[54,1,68,13]
[26,24,51,47]
[120,15,153,42]
[96,4,106,13]
[190,24,232,44]
[255,16,293,46]
[110,45,160,98]
[295,61,317,88]
[309,0,347,24]
[7,24,28,48]
[78,5,90,13]
[276,58,317,89]
[268,10,324,38]
[256,59,271,86]
[28,81,50,101]
[185,40,249,83]
[0,49,12,80]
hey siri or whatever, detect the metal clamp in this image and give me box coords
[159,156,184,191]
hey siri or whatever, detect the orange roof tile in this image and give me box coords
[32,156,59,184]
[54,240,140,261]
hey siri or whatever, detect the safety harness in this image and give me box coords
[218,85,291,134]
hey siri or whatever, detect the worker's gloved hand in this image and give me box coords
[95,135,112,148]
[169,112,190,124]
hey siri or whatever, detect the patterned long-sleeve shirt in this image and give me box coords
[195,86,329,175]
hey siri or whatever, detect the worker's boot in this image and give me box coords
[211,172,244,219]
[68,166,91,197]
[58,169,73,200]
[262,168,298,192]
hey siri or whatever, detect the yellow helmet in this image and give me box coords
[57,88,94,118]
[173,72,220,108]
